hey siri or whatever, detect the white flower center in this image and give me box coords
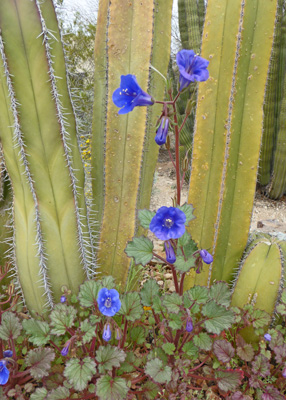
[104,297,112,308]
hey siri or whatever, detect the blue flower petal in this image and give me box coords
[176,50,209,91]
[0,361,9,385]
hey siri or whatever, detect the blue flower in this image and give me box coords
[176,50,209,91]
[103,323,112,342]
[186,317,193,333]
[200,249,213,264]
[61,340,71,357]
[264,333,272,342]
[97,288,121,317]
[150,206,186,240]
[60,295,66,303]
[155,117,169,145]
[3,350,12,358]
[0,360,9,385]
[164,240,176,264]
[112,74,154,115]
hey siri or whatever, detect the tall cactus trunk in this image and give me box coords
[0,0,95,314]
[184,0,277,289]
[91,0,173,286]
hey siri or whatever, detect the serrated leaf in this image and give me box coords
[215,369,244,392]
[100,276,116,289]
[118,352,139,374]
[50,304,77,335]
[186,286,209,304]
[174,255,196,273]
[47,387,70,400]
[162,293,182,313]
[276,303,286,316]
[182,341,199,359]
[26,347,55,379]
[145,358,172,384]
[96,376,129,400]
[236,344,254,362]
[177,231,191,247]
[30,388,48,400]
[96,345,126,373]
[78,280,102,308]
[119,292,143,321]
[140,279,160,307]
[162,342,176,355]
[80,319,96,344]
[261,385,285,400]
[168,312,183,330]
[22,319,50,346]
[0,312,22,340]
[125,236,153,266]
[141,381,160,400]
[251,309,271,329]
[130,326,146,345]
[213,340,235,363]
[178,203,195,224]
[209,282,231,307]
[193,333,212,351]
[273,344,286,363]
[152,296,163,314]
[138,209,155,229]
[202,301,234,334]
[252,354,270,378]
[64,357,96,391]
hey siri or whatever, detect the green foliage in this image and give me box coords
[125,237,154,266]
[63,357,96,391]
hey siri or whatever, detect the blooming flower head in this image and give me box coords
[176,50,209,91]
[0,360,9,385]
[155,117,169,146]
[150,206,186,240]
[200,249,213,264]
[61,340,71,357]
[186,317,193,333]
[264,333,272,342]
[112,74,154,115]
[164,240,176,264]
[97,288,121,317]
[103,323,112,342]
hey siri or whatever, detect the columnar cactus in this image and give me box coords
[185,0,278,289]
[91,0,173,285]
[0,0,96,313]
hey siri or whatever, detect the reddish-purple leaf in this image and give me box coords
[273,344,286,364]
[213,340,235,363]
[249,374,261,389]
[215,369,244,392]
[261,385,285,400]
[236,343,254,362]
[229,391,252,400]
[252,354,270,378]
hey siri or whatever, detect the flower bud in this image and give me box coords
[155,117,169,145]
[264,333,271,342]
[282,366,286,378]
[60,295,66,303]
[102,323,112,342]
[164,240,176,264]
[199,249,213,264]
[186,317,193,333]
[3,350,13,358]
[61,340,71,357]
[115,328,122,341]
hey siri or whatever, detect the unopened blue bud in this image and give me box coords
[155,117,169,146]
[103,323,112,342]
[61,341,71,357]
[3,350,13,358]
[60,295,66,303]
[199,249,213,264]
[164,240,176,264]
[186,317,193,333]
[264,333,272,342]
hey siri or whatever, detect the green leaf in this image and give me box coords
[118,352,139,374]
[30,388,48,400]
[96,345,126,373]
[125,236,154,266]
[178,231,191,247]
[182,341,199,359]
[130,326,146,345]
[202,301,235,334]
[145,358,172,384]
[174,255,196,273]
[96,376,129,400]
[162,342,176,355]
[215,369,244,392]
[0,312,22,340]
[47,387,70,400]
[168,312,183,330]
[186,286,209,304]
[22,319,50,346]
[138,209,155,229]
[252,354,270,377]
[78,280,102,308]
[100,276,116,289]
[50,304,77,335]
[140,279,160,307]
[80,319,96,344]
[251,309,271,329]
[209,282,231,307]
[213,340,235,363]
[64,357,96,391]
[119,292,143,321]
[193,333,212,351]
[26,347,55,379]
[152,296,163,314]
[141,381,160,400]
[162,293,182,313]
[236,344,254,362]
[178,203,195,224]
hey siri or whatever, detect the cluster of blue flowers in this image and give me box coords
[112,49,209,146]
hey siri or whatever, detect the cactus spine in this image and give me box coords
[91,0,173,286]
[0,0,95,313]
[185,0,277,289]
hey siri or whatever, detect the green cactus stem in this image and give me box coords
[185,0,277,289]
[91,0,173,286]
[0,0,95,313]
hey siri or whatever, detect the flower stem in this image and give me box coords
[169,91,181,205]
